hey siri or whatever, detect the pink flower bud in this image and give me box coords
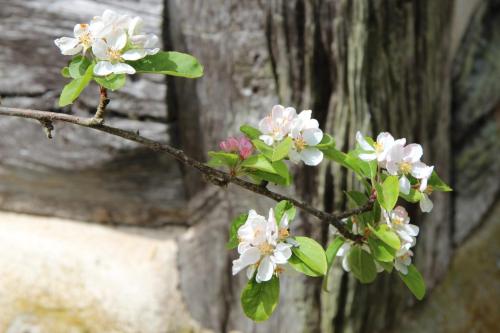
[237,137,253,159]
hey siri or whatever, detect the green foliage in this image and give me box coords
[242,155,291,185]
[369,224,401,250]
[399,188,423,203]
[240,124,262,140]
[226,213,248,249]
[376,175,399,211]
[94,74,126,91]
[323,237,345,292]
[274,200,296,222]
[58,64,94,107]
[428,171,452,192]
[271,137,293,162]
[68,55,91,79]
[128,51,203,78]
[60,67,71,78]
[288,236,327,277]
[347,246,377,284]
[207,151,240,168]
[399,264,426,300]
[367,236,395,262]
[316,134,335,149]
[241,276,280,322]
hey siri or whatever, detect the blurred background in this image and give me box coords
[0,0,498,332]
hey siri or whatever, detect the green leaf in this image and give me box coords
[289,236,328,277]
[345,191,371,226]
[316,134,335,149]
[399,264,426,300]
[94,74,126,91]
[226,213,248,249]
[367,237,395,262]
[271,160,292,185]
[323,147,365,176]
[68,55,91,79]
[241,154,276,174]
[377,260,394,273]
[323,237,346,292]
[347,246,377,284]
[241,276,280,322]
[399,188,423,203]
[271,137,293,162]
[58,64,94,107]
[60,67,71,78]
[376,175,399,211]
[251,139,274,159]
[207,151,240,168]
[369,224,401,250]
[274,200,296,223]
[247,170,289,186]
[240,124,262,140]
[128,51,203,78]
[428,171,452,192]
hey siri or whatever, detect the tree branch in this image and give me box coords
[0,106,371,242]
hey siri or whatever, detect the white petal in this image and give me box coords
[412,162,432,179]
[110,62,136,75]
[303,128,323,146]
[359,153,377,161]
[404,224,420,237]
[256,256,274,282]
[304,118,319,130]
[288,149,301,164]
[386,160,400,175]
[297,110,312,122]
[420,194,433,213]
[419,177,429,192]
[107,31,127,51]
[300,148,323,166]
[246,265,256,279]
[356,131,374,151]
[342,256,351,272]
[272,243,292,264]
[122,48,147,61]
[232,247,261,276]
[271,105,285,119]
[403,144,423,163]
[283,107,297,120]
[377,132,395,148]
[73,23,89,37]
[54,37,81,55]
[399,175,411,195]
[279,214,289,229]
[146,48,160,55]
[259,134,274,146]
[93,61,114,76]
[92,39,109,59]
[128,16,143,36]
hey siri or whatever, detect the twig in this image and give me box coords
[0,106,371,241]
[91,86,109,124]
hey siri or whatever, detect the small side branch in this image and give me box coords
[0,106,372,241]
[91,86,109,124]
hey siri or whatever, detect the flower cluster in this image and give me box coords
[220,136,253,160]
[232,209,293,282]
[259,105,324,166]
[54,10,159,76]
[333,206,419,275]
[356,131,434,212]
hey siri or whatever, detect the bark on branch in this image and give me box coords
[0,106,372,241]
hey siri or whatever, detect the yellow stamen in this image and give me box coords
[399,162,412,174]
[259,242,274,255]
[374,142,384,153]
[279,228,289,240]
[295,136,306,151]
[425,185,434,195]
[107,48,122,62]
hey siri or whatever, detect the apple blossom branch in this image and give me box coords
[0,105,372,242]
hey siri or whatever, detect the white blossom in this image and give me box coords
[394,245,413,275]
[54,23,102,55]
[232,208,293,283]
[356,131,406,167]
[384,206,419,245]
[288,110,324,166]
[259,105,297,145]
[92,31,138,75]
[419,193,434,213]
[127,16,160,56]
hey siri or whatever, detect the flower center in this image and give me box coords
[399,162,412,174]
[107,48,122,62]
[424,185,433,195]
[259,242,274,255]
[392,217,403,225]
[275,266,285,275]
[295,136,306,151]
[278,228,289,240]
[374,142,383,153]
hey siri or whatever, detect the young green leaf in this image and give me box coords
[288,236,328,277]
[377,260,394,273]
[316,134,335,149]
[271,137,292,162]
[322,237,345,292]
[247,169,289,186]
[241,276,280,322]
[226,213,248,249]
[58,64,94,107]
[128,51,203,78]
[274,200,296,222]
[207,151,240,168]
[60,67,71,78]
[399,188,423,203]
[367,236,396,262]
[271,160,292,185]
[240,124,262,140]
[428,171,452,192]
[241,154,276,173]
[398,264,426,300]
[369,224,401,250]
[376,175,399,211]
[251,139,274,160]
[347,246,377,283]
[94,74,126,91]
[68,55,91,79]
